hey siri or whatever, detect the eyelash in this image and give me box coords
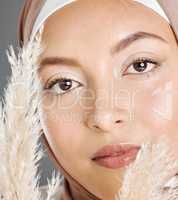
[44,57,161,95]
[123,57,160,77]
[44,75,83,96]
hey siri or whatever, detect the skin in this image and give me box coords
[37,0,178,199]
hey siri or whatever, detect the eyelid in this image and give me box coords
[121,52,163,67]
[44,71,86,88]
[123,58,159,75]
[45,76,82,89]
[47,78,83,96]
[120,52,165,73]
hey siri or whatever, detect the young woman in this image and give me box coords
[18,0,178,199]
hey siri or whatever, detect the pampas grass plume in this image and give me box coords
[0,25,62,200]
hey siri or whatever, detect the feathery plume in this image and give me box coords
[117,134,178,200]
[0,25,62,200]
[46,171,64,200]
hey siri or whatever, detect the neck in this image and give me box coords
[62,178,101,200]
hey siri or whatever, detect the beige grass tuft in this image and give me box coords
[117,135,178,200]
[0,25,62,200]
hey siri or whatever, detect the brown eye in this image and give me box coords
[133,61,148,72]
[123,58,159,75]
[58,78,72,91]
[45,77,83,96]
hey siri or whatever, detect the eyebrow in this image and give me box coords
[39,31,168,72]
[111,31,168,54]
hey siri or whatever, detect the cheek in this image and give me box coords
[134,77,178,150]
[40,97,84,157]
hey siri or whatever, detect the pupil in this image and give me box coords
[59,79,72,91]
[134,61,147,72]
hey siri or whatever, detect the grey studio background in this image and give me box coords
[0,0,56,186]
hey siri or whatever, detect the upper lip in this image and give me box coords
[91,144,141,160]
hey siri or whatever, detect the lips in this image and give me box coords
[91,144,141,169]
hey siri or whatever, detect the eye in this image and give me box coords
[123,57,160,76]
[44,76,83,96]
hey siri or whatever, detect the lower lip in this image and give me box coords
[92,149,139,169]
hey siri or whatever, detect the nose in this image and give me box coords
[85,107,127,133]
[84,77,130,133]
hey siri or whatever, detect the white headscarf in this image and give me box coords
[30,0,170,40]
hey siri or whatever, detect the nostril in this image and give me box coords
[115,120,123,123]
[94,125,100,129]
[93,120,123,130]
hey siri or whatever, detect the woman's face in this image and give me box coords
[38,0,178,199]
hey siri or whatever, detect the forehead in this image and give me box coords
[41,0,175,51]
